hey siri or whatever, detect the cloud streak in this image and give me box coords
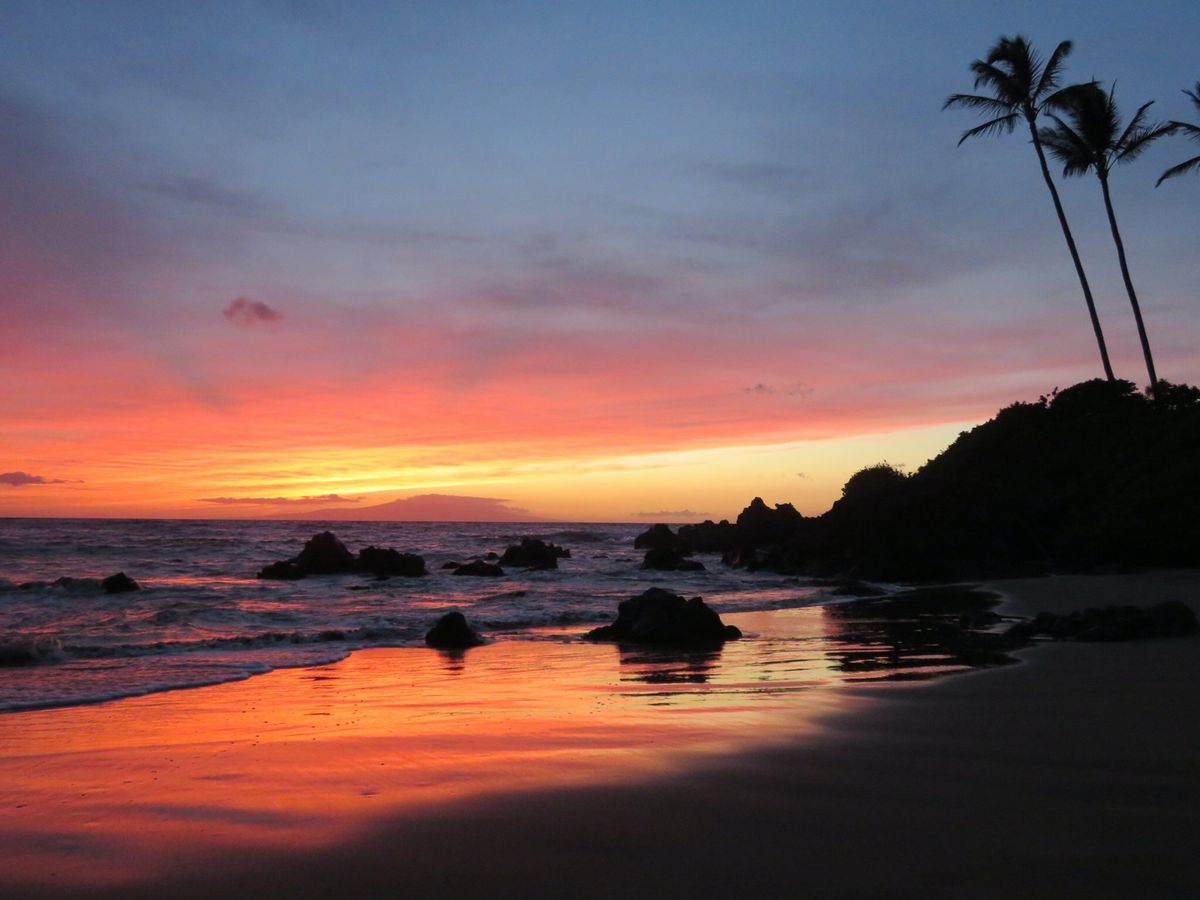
[223,297,283,325]
[0,471,75,487]
[199,494,360,506]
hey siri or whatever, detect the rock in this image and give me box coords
[441,561,460,570]
[101,572,140,593]
[257,560,306,580]
[1005,601,1198,642]
[641,547,705,572]
[735,497,804,547]
[499,538,570,570]
[293,531,356,574]
[584,588,741,643]
[676,519,740,553]
[484,551,500,560]
[425,611,485,649]
[453,561,505,577]
[355,546,427,577]
[633,524,684,551]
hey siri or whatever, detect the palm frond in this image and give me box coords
[1116,121,1174,165]
[943,92,1015,115]
[1114,99,1153,151]
[1166,120,1200,143]
[1186,83,1200,114]
[1039,115,1095,176]
[970,59,1022,102]
[1041,80,1100,114]
[1157,153,1200,186]
[958,113,1020,144]
[1034,40,1073,101]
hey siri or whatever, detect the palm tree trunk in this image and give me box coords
[1027,120,1116,381]
[1098,173,1159,392]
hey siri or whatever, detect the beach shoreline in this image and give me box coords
[3,570,1198,899]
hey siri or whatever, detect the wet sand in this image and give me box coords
[4,571,1198,898]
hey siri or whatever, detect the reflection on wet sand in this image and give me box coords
[0,596,1015,893]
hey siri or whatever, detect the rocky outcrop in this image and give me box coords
[257,532,423,580]
[499,538,570,570]
[355,546,427,577]
[101,572,140,593]
[452,561,505,577]
[293,531,356,574]
[641,547,705,572]
[584,588,741,643]
[425,611,485,649]
[676,519,739,553]
[633,524,684,552]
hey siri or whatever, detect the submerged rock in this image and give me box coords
[1006,601,1198,642]
[101,572,140,593]
[585,588,741,643]
[453,560,505,577]
[425,611,485,649]
[499,538,570,570]
[641,547,705,572]
[355,546,427,577]
[257,560,305,580]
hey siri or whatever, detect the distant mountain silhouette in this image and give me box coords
[280,493,541,522]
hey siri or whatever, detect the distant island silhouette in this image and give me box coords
[277,493,539,522]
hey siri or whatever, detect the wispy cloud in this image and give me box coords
[0,471,75,487]
[199,493,359,506]
[744,381,813,398]
[223,297,283,325]
[633,509,711,519]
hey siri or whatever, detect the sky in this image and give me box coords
[2,0,1197,521]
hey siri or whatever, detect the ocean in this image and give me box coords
[0,518,995,714]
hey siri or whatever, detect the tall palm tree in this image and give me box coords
[1039,83,1175,391]
[945,35,1116,382]
[1157,81,1200,186]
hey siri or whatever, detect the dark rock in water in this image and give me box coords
[1006,601,1198,642]
[425,611,485,649]
[736,497,804,547]
[257,560,306,580]
[677,519,740,553]
[641,547,705,572]
[0,637,62,667]
[633,524,684,551]
[355,546,427,577]
[441,561,460,570]
[294,531,356,574]
[484,551,500,561]
[499,538,570,570]
[453,560,505,577]
[584,588,741,643]
[101,572,140,593]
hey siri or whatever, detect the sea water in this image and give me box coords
[0,518,840,712]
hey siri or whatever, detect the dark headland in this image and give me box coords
[650,379,1200,581]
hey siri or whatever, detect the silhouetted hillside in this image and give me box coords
[671,380,1200,580]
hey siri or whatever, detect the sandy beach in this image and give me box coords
[3,570,1198,899]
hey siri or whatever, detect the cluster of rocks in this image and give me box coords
[257,532,427,580]
[1005,601,1197,642]
[259,533,575,580]
[423,586,741,652]
[632,524,705,571]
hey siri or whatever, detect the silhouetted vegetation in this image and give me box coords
[945,35,1116,381]
[1157,81,1200,186]
[658,380,1200,580]
[1039,83,1174,389]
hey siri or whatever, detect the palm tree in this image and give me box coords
[945,35,1116,382]
[1039,83,1174,391]
[1157,81,1200,186]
